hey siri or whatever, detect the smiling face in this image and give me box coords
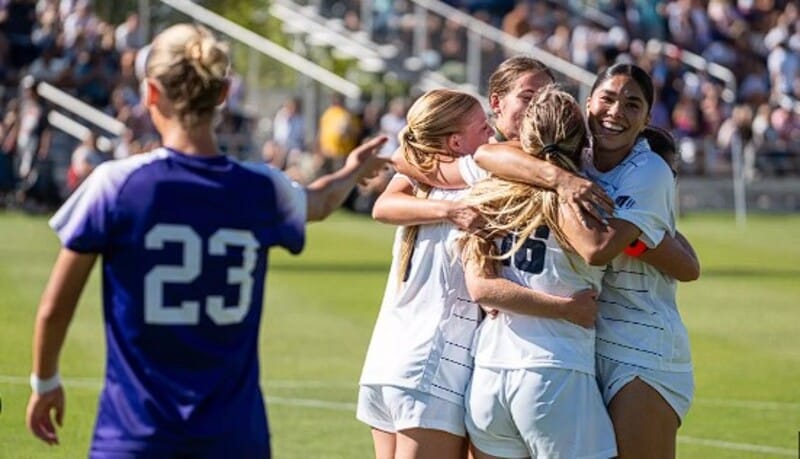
[491,70,554,141]
[587,74,651,164]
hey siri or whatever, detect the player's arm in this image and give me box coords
[371,176,484,231]
[305,136,389,221]
[390,147,467,189]
[27,248,97,445]
[560,204,700,280]
[558,201,640,266]
[462,244,597,329]
[474,143,613,223]
[637,231,700,281]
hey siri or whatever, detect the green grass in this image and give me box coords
[1,210,799,458]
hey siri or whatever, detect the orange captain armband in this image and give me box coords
[624,239,648,257]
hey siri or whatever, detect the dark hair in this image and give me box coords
[590,63,654,112]
[642,125,678,176]
[488,56,555,99]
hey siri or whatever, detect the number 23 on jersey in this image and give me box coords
[144,223,259,326]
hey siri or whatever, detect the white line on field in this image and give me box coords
[2,374,798,455]
[678,436,796,456]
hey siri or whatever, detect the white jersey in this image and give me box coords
[359,183,481,405]
[582,138,692,372]
[458,155,490,186]
[471,227,605,375]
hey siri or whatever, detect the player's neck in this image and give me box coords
[160,124,219,157]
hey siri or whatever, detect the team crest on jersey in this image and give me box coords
[615,195,636,209]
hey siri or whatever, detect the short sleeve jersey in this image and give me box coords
[582,139,692,372]
[50,148,306,454]
[471,227,605,375]
[359,178,481,405]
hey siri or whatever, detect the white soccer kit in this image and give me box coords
[465,226,616,458]
[582,138,693,372]
[359,181,481,411]
[582,138,694,418]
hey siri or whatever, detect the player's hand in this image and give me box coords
[559,289,598,329]
[555,174,613,226]
[345,136,391,181]
[26,386,65,445]
[446,203,487,234]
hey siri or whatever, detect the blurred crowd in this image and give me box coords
[326,0,800,179]
[0,0,251,211]
[3,0,798,213]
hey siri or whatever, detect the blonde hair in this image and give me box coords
[460,85,587,274]
[146,23,229,128]
[397,89,483,284]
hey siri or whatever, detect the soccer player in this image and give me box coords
[471,63,700,458]
[380,55,614,227]
[459,85,616,459]
[357,89,493,459]
[25,23,388,457]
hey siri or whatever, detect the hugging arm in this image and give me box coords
[390,147,466,189]
[638,231,700,281]
[560,204,700,280]
[372,175,485,232]
[462,242,597,329]
[474,143,614,224]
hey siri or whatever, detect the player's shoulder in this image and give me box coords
[626,139,672,176]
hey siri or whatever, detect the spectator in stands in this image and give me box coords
[66,130,103,192]
[317,92,360,174]
[114,12,143,52]
[0,106,17,205]
[272,96,306,163]
[378,96,407,157]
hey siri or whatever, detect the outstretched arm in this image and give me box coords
[474,143,614,224]
[27,248,97,445]
[305,136,390,221]
[463,252,597,329]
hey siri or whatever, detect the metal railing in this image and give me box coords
[158,0,362,100]
[407,0,596,99]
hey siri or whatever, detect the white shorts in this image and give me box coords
[596,355,694,423]
[465,366,617,459]
[356,385,466,437]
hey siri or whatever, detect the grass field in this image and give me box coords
[1,210,799,458]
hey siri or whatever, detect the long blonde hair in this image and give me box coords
[397,89,483,284]
[460,85,586,274]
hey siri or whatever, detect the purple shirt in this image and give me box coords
[50,148,306,457]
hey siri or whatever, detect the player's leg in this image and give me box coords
[357,385,398,459]
[371,428,396,459]
[607,377,679,459]
[395,427,467,459]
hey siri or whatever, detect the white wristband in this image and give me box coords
[30,373,61,394]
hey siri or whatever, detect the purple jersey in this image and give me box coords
[50,148,306,457]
